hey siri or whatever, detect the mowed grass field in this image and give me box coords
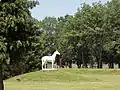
[5,69,120,90]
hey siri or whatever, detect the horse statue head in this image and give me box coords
[54,50,60,55]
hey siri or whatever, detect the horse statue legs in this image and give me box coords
[52,60,53,69]
[42,60,47,70]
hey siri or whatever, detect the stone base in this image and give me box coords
[42,68,57,71]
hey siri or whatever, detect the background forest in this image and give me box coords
[0,0,120,80]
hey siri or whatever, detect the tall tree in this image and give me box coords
[74,2,112,68]
[41,17,58,54]
[0,0,39,89]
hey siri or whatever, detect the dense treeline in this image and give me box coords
[0,0,120,89]
[39,0,120,69]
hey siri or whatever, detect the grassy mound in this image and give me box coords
[6,68,120,82]
[5,69,120,90]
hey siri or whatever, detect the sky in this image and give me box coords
[30,0,111,20]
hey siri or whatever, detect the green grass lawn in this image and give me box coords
[5,69,120,90]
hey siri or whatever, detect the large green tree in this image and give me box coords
[0,0,39,90]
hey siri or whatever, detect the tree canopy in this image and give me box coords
[0,0,120,90]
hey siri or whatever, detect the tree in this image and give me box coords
[57,15,76,68]
[0,0,39,89]
[105,0,120,68]
[0,41,7,90]
[73,2,113,68]
[54,0,120,69]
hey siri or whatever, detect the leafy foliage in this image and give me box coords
[0,1,120,88]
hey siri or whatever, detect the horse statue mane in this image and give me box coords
[41,50,60,70]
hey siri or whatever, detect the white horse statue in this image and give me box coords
[41,50,60,70]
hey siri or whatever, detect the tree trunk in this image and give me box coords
[97,61,100,68]
[89,60,94,68]
[118,63,120,68]
[77,64,81,68]
[109,62,114,68]
[97,60,102,68]
[77,60,81,68]
[68,63,72,68]
[82,52,85,68]
[111,62,114,68]
[99,52,102,68]
[68,60,72,68]
[0,63,4,90]
[59,59,62,68]
[99,61,102,68]
[97,58,100,68]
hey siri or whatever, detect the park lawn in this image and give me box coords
[4,69,120,90]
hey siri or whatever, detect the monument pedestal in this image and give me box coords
[42,68,57,71]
